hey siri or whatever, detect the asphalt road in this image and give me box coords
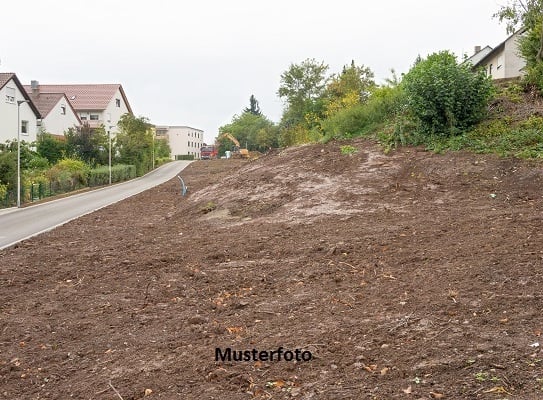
[0,161,191,250]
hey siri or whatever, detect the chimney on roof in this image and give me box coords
[31,80,39,95]
[474,46,481,54]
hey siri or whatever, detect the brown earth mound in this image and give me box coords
[1,138,543,399]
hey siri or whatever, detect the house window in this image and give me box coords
[116,99,121,107]
[90,114,99,120]
[80,115,87,120]
[61,106,66,115]
[21,120,28,135]
[489,64,493,76]
[5,87,15,103]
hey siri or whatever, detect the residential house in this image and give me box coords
[464,45,493,67]
[23,82,133,134]
[470,30,526,79]
[25,81,81,136]
[0,73,41,145]
[155,125,204,159]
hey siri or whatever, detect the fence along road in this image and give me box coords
[0,161,192,250]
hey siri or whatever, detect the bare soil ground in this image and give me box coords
[1,138,543,399]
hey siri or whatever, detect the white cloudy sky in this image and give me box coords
[2,1,508,143]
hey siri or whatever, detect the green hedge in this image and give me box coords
[88,164,137,186]
[175,155,195,160]
[155,157,172,167]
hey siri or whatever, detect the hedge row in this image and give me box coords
[88,164,137,187]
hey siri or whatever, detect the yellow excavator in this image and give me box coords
[217,133,249,158]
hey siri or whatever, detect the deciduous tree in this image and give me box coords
[324,61,375,117]
[65,123,107,166]
[37,131,65,164]
[278,58,329,128]
[218,112,278,154]
[116,114,154,176]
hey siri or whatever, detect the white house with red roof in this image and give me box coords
[25,81,81,136]
[24,82,133,135]
[0,73,41,145]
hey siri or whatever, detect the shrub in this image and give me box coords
[47,158,90,190]
[340,145,358,155]
[155,157,171,167]
[27,156,50,171]
[321,84,405,140]
[88,164,137,186]
[279,125,313,146]
[402,51,494,136]
[175,155,195,161]
[0,151,16,189]
[0,183,7,202]
[37,133,65,164]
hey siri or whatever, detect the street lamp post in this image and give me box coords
[152,130,155,170]
[107,125,115,185]
[16,100,29,208]
[108,129,112,185]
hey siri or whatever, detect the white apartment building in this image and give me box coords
[155,125,203,160]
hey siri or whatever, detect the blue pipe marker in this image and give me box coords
[177,175,188,196]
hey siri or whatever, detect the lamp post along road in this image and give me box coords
[108,129,112,185]
[152,130,155,170]
[17,100,30,208]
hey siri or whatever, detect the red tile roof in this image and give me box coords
[22,83,133,114]
[0,73,15,90]
[25,90,79,120]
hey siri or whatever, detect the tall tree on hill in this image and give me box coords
[278,58,329,129]
[323,60,375,117]
[244,95,262,116]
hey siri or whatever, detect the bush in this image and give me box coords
[321,84,405,140]
[27,156,50,171]
[279,125,314,147]
[155,157,171,167]
[523,62,543,95]
[403,51,494,136]
[0,151,16,189]
[88,164,137,186]
[37,133,65,164]
[175,155,195,160]
[0,183,7,202]
[47,158,90,190]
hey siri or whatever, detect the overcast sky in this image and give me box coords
[2,1,508,143]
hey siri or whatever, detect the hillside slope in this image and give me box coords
[1,139,543,399]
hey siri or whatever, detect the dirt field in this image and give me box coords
[1,138,543,399]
